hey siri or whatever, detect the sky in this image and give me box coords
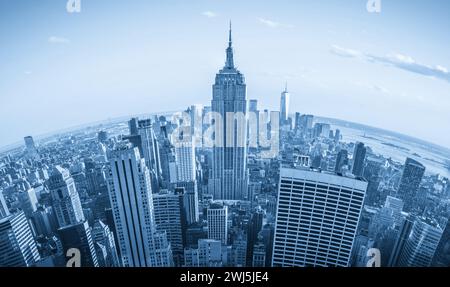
[1,0,450,149]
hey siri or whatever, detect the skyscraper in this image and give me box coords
[431,219,450,267]
[352,142,367,177]
[128,117,139,136]
[172,131,196,182]
[210,23,248,200]
[249,99,258,113]
[207,203,228,245]
[57,221,99,267]
[272,167,367,267]
[138,119,162,188]
[397,158,425,211]
[17,188,38,218]
[24,136,39,160]
[294,112,301,131]
[48,166,85,228]
[0,211,41,266]
[176,183,199,225]
[106,143,173,267]
[335,149,349,173]
[397,218,442,267]
[0,191,9,218]
[31,206,58,237]
[91,220,120,267]
[153,190,186,266]
[388,215,414,267]
[280,83,290,125]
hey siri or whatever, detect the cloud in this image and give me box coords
[258,18,294,29]
[366,53,450,83]
[371,85,390,95]
[330,45,362,58]
[48,36,70,44]
[330,45,450,83]
[202,11,217,18]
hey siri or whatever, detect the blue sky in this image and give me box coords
[1,0,449,148]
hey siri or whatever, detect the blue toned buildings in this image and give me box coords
[209,24,248,200]
[432,219,450,266]
[207,203,228,245]
[0,211,40,266]
[138,119,162,191]
[397,158,425,212]
[153,190,186,266]
[396,218,443,267]
[272,167,367,267]
[352,142,367,177]
[0,191,9,218]
[48,166,85,228]
[57,220,99,267]
[106,143,173,267]
[280,84,290,125]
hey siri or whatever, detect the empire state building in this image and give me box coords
[209,23,248,200]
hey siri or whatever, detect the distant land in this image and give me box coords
[1,112,449,160]
[316,116,450,159]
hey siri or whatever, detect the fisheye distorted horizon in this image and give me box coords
[0,0,449,149]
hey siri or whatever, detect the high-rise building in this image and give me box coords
[249,99,258,113]
[352,142,367,177]
[198,239,226,267]
[24,136,40,160]
[138,119,162,186]
[397,158,425,211]
[106,143,173,267]
[0,190,9,218]
[299,115,314,132]
[280,83,290,125]
[334,129,341,143]
[57,221,99,267]
[397,218,442,267]
[207,203,228,245]
[246,208,264,266]
[388,215,414,267]
[91,220,120,267]
[31,206,58,237]
[335,149,349,173]
[362,157,383,205]
[384,196,404,226]
[252,243,266,267]
[172,131,196,182]
[185,223,207,248]
[97,131,108,143]
[175,182,199,225]
[231,230,247,267]
[153,190,186,266]
[432,219,450,267]
[272,167,367,267]
[0,211,41,266]
[128,117,139,136]
[48,166,85,228]
[210,23,248,200]
[17,188,38,218]
[294,112,301,131]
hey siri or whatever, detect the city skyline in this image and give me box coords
[1,1,450,269]
[1,0,450,149]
